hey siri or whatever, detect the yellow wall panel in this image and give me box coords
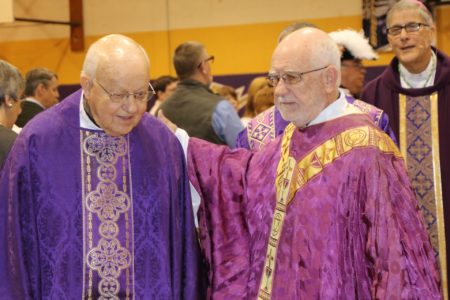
[436,5,450,56]
[1,16,396,84]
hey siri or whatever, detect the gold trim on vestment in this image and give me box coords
[81,130,87,299]
[81,131,134,299]
[431,92,448,300]
[399,94,408,164]
[257,123,401,299]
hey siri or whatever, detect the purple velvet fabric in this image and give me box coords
[361,48,450,289]
[0,90,204,299]
[189,114,441,299]
[235,94,397,150]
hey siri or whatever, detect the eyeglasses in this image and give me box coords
[197,56,215,69]
[94,79,156,103]
[266,66,327,87]
[386,22,430,36]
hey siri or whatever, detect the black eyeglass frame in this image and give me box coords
[197,56,215,69]
[386,22,430,36]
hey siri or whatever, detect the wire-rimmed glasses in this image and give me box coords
[94,79,156,103]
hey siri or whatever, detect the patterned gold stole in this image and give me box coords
[247,107,276,150]
[81,131,134,299]
[257,123,400,299]
[399,93,448,299]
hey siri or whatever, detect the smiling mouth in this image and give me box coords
[401,45,415,51]
[279,103,297,108]
[279,101,296,105]
[118,115,134,122]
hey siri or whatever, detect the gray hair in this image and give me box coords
[24,68,57,97]
[304,30,342,88]
[387,0,434,27]
[173,41,204,80]
[0,60,24,104]
[278,22,318,43]
[82,34,150,79]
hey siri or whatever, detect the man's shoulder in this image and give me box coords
[351,98,382,114]
[360,72,391,104]
[327,115,400,156]
[22,100,44,111]
[0,126,17,142]
[21,94,79,137]
[136,114,177,141]
[436,49,450,84]
[162,85,222,110]
[437,48,450,64]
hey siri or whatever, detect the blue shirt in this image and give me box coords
[212,100,244,148]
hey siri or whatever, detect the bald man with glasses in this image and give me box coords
[0,34,204,299]
[168,27,441,299]
[236,25,396,151]
[361,1,450,295]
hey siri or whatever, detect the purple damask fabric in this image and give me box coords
[190,114,441,299]
[235,93,397,150]
[361,48,450,291]
[0,90,204,299]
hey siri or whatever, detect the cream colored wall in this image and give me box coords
[1,0,361,41]
[1,0,432,84]
[0,0,14,23]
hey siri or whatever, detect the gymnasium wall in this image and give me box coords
[0,0,448,87]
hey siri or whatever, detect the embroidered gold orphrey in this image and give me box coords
[81,131,134,299]
[399,92,447,299]
[247,106,276,150]
[257,123,401,299]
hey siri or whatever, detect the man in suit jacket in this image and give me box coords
[16,68,59,127]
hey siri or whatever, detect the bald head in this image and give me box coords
[277,22,318,43]
[82,34,149,79]
[80,34,151,137]
[270,28,342,128]
[274,28,341,81]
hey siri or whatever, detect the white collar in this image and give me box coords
[307,90,361,127]
[399,50,436,88]
[79,92,102,130]
[23,97,45,109]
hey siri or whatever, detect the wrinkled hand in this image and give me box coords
[157,110,177,133]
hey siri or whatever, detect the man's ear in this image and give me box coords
[323,66,338,92]
[198,62,208,75]
[429,24,437,47]
[80,76,92,97]
[35,83,47,96]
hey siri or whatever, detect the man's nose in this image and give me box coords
[274,80,289,97]
[399,28,409,39]
[121,95,139,113]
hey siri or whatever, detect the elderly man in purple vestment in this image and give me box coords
[361,0,450,296]
[236,24,396,151]
[170,28,442,299]
[0,34,204,299]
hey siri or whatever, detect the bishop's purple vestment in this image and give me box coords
[189,113,440,299]
[236,93,397,150]
[0,90,204,299]
[361,48,450,293]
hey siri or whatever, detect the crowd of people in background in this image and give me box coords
[0,0,449,298]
